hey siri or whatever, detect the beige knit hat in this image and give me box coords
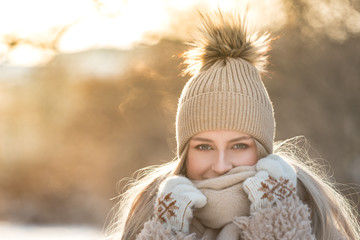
[176,10,275,156]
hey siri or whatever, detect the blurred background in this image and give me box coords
[0,0,359,239]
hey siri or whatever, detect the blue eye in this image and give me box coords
[196,144,212,150]
[232,143,248,149]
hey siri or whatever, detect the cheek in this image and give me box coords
[232,149,258,166]
[186,150,212,180]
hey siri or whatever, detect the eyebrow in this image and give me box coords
[191,136,252,143]
[228,136,252,143]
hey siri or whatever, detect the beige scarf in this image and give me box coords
[190,166,256,239]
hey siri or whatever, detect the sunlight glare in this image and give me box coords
[168,0,195,10]
[0,0,93,37]
[7,45,54,66]
[3,0,358,66]
[1,0,288,66]
[54,0,170,52]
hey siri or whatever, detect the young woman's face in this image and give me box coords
[186,130,258,180]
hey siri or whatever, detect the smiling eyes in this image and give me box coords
[196,144,213,150]
[233,143,248,149]
[195,143,249,151]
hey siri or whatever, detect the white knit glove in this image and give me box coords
[244,154,297,213]
[154,176,207,234]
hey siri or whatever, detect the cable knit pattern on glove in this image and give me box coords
[243,154,297,212]
[155,176,207,234]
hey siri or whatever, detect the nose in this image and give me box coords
[212,150,233,175]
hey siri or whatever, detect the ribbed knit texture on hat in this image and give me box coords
[176,57,275,155]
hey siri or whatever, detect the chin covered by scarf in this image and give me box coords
[190,166,256,240]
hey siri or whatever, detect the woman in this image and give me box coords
[105,10,360,240]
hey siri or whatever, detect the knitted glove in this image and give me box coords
[154,176,207,234]
[243,154,297,213]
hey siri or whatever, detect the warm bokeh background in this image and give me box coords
[0,0,359,235]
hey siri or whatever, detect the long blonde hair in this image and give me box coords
[274,137,360,240]
[105,137,360,240]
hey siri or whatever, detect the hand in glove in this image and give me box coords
[243,154,297,213]
[154,176,207,234]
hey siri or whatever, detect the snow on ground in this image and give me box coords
[0,222,104,240]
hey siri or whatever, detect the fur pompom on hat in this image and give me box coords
[183,10,270,76]
[176,10,275,156]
